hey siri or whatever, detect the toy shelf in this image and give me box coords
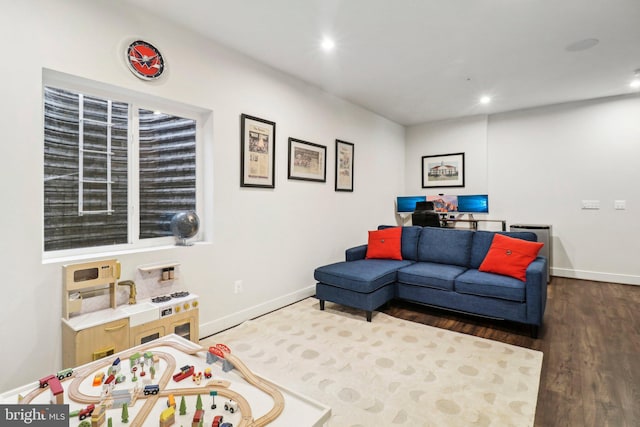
[138,262,181,272]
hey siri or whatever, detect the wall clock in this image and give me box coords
[126,40,165,80]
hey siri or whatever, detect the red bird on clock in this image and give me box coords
[126,40,165,80]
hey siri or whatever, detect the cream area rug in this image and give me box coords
[202,298,543,427]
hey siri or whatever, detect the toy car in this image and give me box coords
[92,372,105,387]
[56,368,73,380]
[143,384,159,395]
[224,400,238,413]
[38,374,56,388]
[78,404,95,420]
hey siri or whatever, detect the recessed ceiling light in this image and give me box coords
[479,96,491,105]
[321,37,335,51]
[631,69,640,90]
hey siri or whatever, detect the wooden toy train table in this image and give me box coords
[0,334,330,427]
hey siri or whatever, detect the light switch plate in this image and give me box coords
[581,200,600,210]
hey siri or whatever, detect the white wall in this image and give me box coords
[0,0,405,389]
[406,95,640,284]
[405,115,489,195]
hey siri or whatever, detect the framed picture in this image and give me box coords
[240,114,276,188]
[422,152,465,188]
[335,139,354,192]
[287,137,327,182]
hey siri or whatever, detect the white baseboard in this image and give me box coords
[551,267,640,286]
[199,269,639,340]
[198,285,317,340]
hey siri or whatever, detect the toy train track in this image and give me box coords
[22,337,286,426]
[220,351,285,427]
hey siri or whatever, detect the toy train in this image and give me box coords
[78,404,95,420]
[143,384,160,395]
[172,365,194,382]
[39,368,73,388]
[224,400,238,414]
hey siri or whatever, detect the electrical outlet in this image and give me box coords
[234,280,243,294]
[614,200,626,210]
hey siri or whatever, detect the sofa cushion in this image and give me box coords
[366,227,402,260]
[479,234,544,281]
[469,230,538,269]
[397,262,467,291]
[455,269,527,302]
[417,227,474,267]
[314,259,413,293]
[378,225,422,261]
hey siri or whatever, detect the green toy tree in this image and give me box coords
[107,417,113,427]
[195,394,203,411]
[121,403,129,423]
[179,396,187,415]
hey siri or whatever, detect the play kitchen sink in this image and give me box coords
[117,302,159,326]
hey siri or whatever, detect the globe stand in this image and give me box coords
[171,211,200,247]
[175,237,194,247]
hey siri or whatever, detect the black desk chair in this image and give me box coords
[412,201,441,227]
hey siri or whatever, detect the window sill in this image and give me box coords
[42,241,210,265]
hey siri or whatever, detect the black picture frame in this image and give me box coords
[335,139,354,192]
[287,137,327,182]
[240,114,276,188]
[422,152,465,188]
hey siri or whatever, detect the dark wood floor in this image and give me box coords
[379,277,640,427]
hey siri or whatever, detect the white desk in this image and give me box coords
[441,218,507,231]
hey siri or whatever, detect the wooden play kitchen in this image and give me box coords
[61,259,199,368]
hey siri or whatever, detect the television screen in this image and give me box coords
[396,196,426,213]
[457,194,489,213]
[427,195,458,213]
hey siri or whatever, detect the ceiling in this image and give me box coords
[124,0,640,125]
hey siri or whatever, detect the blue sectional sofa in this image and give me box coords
[314,226,548,337]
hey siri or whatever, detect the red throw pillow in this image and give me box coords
[479,234,544,281]
[365,227,403,260]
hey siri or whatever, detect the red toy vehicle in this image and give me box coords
[39,374,56,388]
[212,415,224,427]
[172,365,195,382]
[79,404,95,420]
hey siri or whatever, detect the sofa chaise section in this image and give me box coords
[315,259,414,321]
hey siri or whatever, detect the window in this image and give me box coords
[43,82,200,255]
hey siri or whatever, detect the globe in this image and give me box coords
[170,211,200,246]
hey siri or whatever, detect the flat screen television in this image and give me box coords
[396,195,426,213]
[457,194,489,214]
[427,195,458,213]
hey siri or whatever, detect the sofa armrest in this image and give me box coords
[346,244,368,261]
[524,256,548,326]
